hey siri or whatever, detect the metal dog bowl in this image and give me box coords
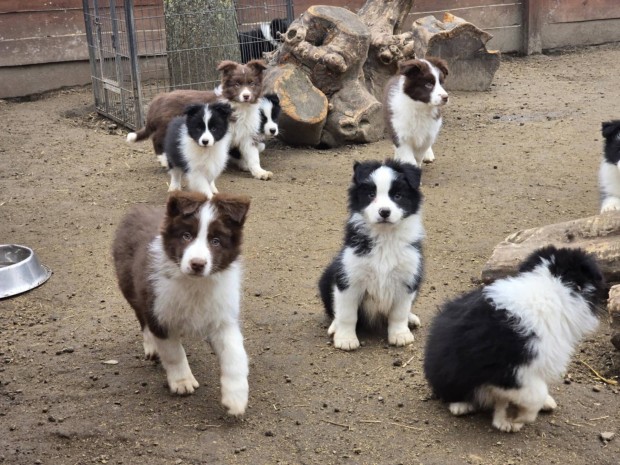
[0,245,52,299]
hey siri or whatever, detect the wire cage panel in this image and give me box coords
[83,0,293,130]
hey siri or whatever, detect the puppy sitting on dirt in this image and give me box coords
[112,191,251,415]
[424,246,606,432]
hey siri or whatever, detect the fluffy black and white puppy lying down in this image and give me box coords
[424,246,606,432]
[319,160,424,350]
[599,120,620,212]
[238,18,290,63]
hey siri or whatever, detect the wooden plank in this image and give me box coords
[542,17,620,49]
[0,35,89,67]
[0,61,91,98]
[485,24,522,52]
[0,11,85,41]
[548,0,620,24]
[412,0,521,13]
[522,0,543,54]
[407,3,522,29]
[0,0,160,14]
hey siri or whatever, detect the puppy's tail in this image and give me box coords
[126,126,151,144]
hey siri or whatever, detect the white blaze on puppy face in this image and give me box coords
[180,204,215,276]
[260,99,278,136]
[199,108,215,147]
[363,166,404,225]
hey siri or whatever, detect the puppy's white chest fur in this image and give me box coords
[230,103,260,147]
[389,77,442,153]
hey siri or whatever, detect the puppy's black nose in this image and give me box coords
[269,128,277,135]
[379,208,391,219]
[243,94,250,101]
[190,259,206,273]
[442,95,449,103]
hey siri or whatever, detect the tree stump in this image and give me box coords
[164,0,241,90]
[262,64,328,147]
[357,0,416,101]
[608,285,620,350]
[411,13,500,91]
[268,5,383,147]
[481,212,620,284]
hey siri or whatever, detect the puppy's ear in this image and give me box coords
[398,59,423,78]
[426,57,449,78]
[183,103,204,118]
[264,93,280,105]
[167,192,208,218]
[211,102,233,120]
[217,60,239,74]
[352,161,380,185]
[602,120,620,139]
[401,163,422,189]
[246,59,267,75]
[213,194,251,226]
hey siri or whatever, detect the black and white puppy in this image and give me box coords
[319,160,424,351]
[599,120,620,212]
[165,102,233,199]
[424,246,606,433]
[112,191,251,415]
[257,93,280,152]
[239,18,290,63]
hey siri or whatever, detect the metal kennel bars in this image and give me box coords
[82,0,294,129]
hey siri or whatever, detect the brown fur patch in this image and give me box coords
[217,60,266,104]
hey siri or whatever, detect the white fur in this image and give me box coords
[260,22,280,48]
[599,160,620,212]
[389,62,448,167]
[145,209,248,415]
[328,198,425,351]
[470,263,600,432]
[126,132,138,143]
[229,102,272,180]
[259,97,279,137]
[169,123,231,199]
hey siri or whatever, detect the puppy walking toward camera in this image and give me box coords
[424,246,606,433]
[319,160,425,350]
[384,58,449,167]
[112,191,251,416]
[599,120,620,212]
[165,102,233,198]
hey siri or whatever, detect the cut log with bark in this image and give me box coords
[164,0,241,90]
[268,5,384,147]
[411,13,500,91]
[357,0,416,101]
[262,64,328,147]
[481,212,620,284]
[608,285,620,350]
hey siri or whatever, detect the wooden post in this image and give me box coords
[522,0,544,55]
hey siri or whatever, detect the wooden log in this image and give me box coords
[608,285,620,350]
[481,212,620,284]
[411,13,500,91]
[268,5,383,147]
[262,64,328,147]
[357,0,416,101]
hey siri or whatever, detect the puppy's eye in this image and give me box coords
[393,192,402,200]
[368,192,376,199]
[249,82,255,87]
[234,83,240,88]
[210,237,221,247]
[182,232,192,242]
[425,83,434,89]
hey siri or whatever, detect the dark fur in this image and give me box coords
[260,93,281,136]
[423,246,607,404]
[602,120,620,164]
[239,18,290,63]
[318,159,423,326]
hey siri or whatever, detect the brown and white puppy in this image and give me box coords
[112,191,251,416]
[127,60,272,180]
[383,58,449,167]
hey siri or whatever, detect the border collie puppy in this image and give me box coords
[112,191,251,416]
[165,102,233,198]
[424,246,606,433]
[319,160,424,351]
[599,120,620,212]
[384,58,449,167]
[239,18,289,63]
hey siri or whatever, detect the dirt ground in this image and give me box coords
[1,43,620,465]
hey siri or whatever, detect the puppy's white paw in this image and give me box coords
[601,201,620,213]
[252,169,273,181]
[168,375,199,395]
[333,336,360,351]
[541,395,557,412]
[422,152,435,163]
[222,387,248,416]
[327,320,337,336]
[408,313,421,328]
[388,330,415,347]
[493,418,524,433]
[449,402,476,416]
[157,154,169,168]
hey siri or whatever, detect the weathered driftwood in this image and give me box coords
[608,285,620,350]
[411,13,500,91]
[268,5,383,147]
[357,0,416,101]
[262,64,328,147]
[481,212,620,284]
[164,0,241,90]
